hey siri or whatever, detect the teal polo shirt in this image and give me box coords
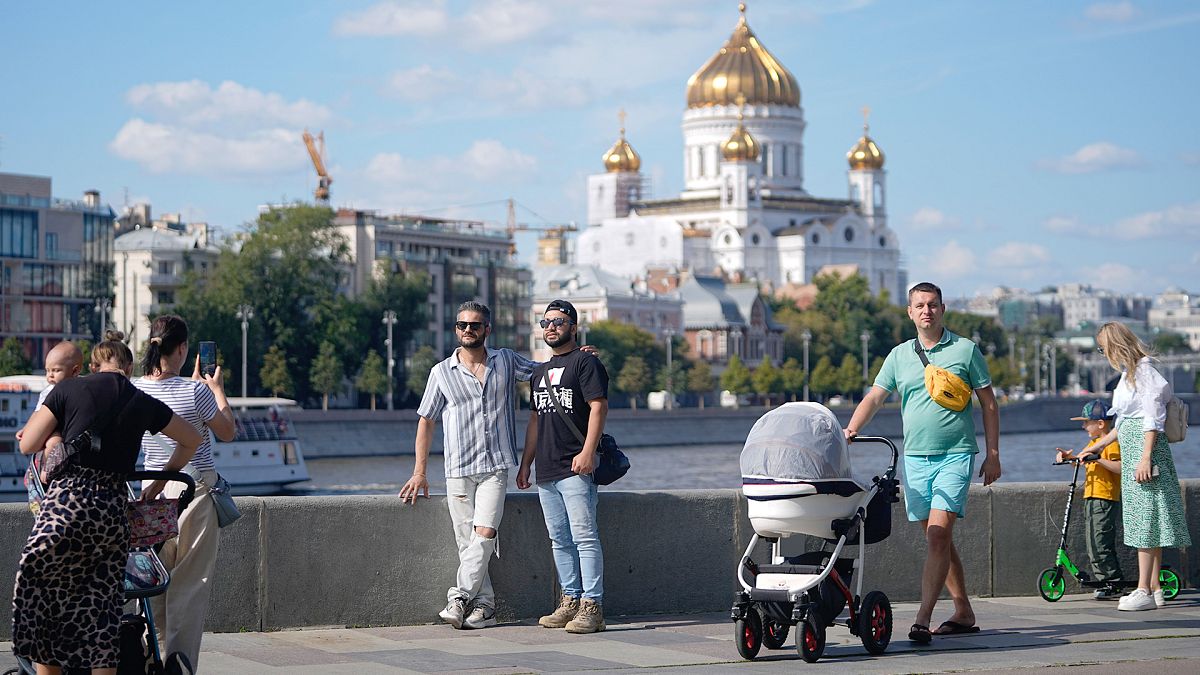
[873,329,991,456]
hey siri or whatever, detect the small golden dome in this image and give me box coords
[686,4,800,109]
[602,110,641,173]
[847,106,885,170]
[722,94,760,162]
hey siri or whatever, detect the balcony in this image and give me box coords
[146,273,180,287]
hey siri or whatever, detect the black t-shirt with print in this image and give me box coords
[530,347,609,484]
[44,372,174,475]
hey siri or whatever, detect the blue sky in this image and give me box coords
[3,0,1198,297]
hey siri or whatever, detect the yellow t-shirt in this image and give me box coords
[1082,438,1121,502]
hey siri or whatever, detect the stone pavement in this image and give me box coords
[3,592,1198,673]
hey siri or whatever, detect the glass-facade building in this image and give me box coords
[0,173,115,368]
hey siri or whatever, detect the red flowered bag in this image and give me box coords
[127,499,180,548]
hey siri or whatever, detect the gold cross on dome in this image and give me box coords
[861,105,871,133]
[618,108,627,136]
[735,93,747,120]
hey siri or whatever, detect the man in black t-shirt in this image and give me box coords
[517,299,609,634]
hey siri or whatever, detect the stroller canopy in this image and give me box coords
[740,402,852,481]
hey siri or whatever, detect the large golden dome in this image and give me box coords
[686,4,800,109]
[847,109,885,170]
[602,119,641,173]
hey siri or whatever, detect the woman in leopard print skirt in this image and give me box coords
[15,332,200,674]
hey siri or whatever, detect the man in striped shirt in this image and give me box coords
[398,301,537,630]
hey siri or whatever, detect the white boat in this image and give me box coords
[0,378,309,498]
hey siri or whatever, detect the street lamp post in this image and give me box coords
[236,304,253,399]
[579,322,589,346]
[801,329,812,402]
[663,328,675,410]
[383,310,397,411]
[1007,335,1016,367]
[1033,337,1042,397]
[93,297,111,342]
[859,330,870,392]
[730,327,742,361]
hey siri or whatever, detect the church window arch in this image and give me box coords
[781,145,788,176]
[843,227,855,243]
[625,232,635,246]
[723,233,733,245]
[874,183,884,208]
[879,235,887,248]
[812,232,820,245]
[751,233,760,245]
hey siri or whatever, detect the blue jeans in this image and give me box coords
[537,474,603,601]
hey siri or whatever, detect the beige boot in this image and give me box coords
[565,599,605,634]
[539,594,580,628]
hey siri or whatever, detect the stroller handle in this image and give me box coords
[128,470,197,515]
[847,435,899,469]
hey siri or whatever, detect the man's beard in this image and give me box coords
[459,334,484,349]
[544,331,572,348]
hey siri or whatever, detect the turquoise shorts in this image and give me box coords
[903,453,975,521]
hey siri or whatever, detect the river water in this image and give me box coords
[287,429,1200,496]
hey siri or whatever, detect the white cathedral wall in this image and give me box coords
[576,216,684,279]
[681,104,806,193]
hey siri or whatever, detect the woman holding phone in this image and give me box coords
[134,315,237,670]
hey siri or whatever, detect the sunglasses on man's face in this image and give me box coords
[539,317,572,329]
[455,321,485,331]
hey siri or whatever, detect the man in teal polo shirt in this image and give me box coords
[845,281,1001,644]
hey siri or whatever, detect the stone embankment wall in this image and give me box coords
[293,396,1200,458]
[0,481,1195,637]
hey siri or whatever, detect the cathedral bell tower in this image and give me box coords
[846,106,886,229]
[719,94,763,221]
[587,110,644,227]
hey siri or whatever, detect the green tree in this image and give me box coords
[687,359,715,409]
[356,349,389,411]
[720,354,753,403]
[654,359,688,397]
[1153,331,1192,353]
[836,354,863,398]
[809,355,838,400]
[259,345,293,397]
[869,355,885,385]
[0,338,32,376]
[73,340,93,373]
[406,345,439,400]
[752,357,782,407]
[780,357,805,401]
[616,356,652,410]
[587,321,664,383]
[310,341,344,411]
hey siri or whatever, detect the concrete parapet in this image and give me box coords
[0,481,1195,639]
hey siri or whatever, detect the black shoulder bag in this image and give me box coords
[544,380,630,486]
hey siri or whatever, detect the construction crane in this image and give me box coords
[302,130,332,205]
[505,198,577,265]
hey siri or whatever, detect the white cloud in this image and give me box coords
[909,207,960,231]
[461,0,554,47]
[1112,202,1200,239]
[382,65,462,101]
[332,0,449,37]
[1043,215,1087,234]
[479,69,592,109]
[916,240,976,280]
[578,0,711,30]
[992,242,1051,268]
[125,80,332,130]
[1085,2,1139,23]
[1082,262,1140,289]
[365,139,536,185]
[109,119,306,175]
[1037,141,1143,174]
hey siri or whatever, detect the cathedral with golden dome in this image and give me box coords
[578,4,905,301]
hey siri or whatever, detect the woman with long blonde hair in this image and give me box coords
[1087,322,1190,611]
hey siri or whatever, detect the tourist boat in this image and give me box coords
[0,377,309,499]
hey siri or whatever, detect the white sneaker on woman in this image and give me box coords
[1153,589,1166,608]
[1117,589,1156,611]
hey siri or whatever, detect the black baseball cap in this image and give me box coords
[544,299,578,323]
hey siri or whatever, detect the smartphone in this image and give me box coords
[199,341,217,378]
[1151,465,1160,478]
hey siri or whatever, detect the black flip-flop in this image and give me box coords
[908,623,932,644]
[935,620,980,635]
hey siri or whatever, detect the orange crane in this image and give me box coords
[504,198,577,264]
[302,130,332,205]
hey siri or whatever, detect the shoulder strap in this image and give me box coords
[543,374,587,445]
[913,340,931,367]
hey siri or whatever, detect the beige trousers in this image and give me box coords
[144,469,220,671]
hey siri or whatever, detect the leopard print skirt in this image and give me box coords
[12,464,129,669]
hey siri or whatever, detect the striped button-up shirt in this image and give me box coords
[416,347,537,478]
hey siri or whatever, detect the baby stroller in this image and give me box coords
[10,467,196,675]
[732,402,900,663]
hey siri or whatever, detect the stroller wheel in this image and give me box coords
[857,590,892,655]
[735,608,763,660]
[1159,568,1180,601]
[762,619,790,650]
[1038,567,1065,602]
[798,613,826,663]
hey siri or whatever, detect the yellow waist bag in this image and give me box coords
[914,341,972,412]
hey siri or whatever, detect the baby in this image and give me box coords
[18,342,84,479]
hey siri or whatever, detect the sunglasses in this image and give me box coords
[455,321,485,331]
[1096,346,1104,355]
[539,317,573,329]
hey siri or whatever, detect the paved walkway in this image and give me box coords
[3,592,1199,673]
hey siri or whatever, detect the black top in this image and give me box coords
[44,373,174,475]
[530,348,609,484]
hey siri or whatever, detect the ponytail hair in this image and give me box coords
[92,330,134,372]
[141,315,190,376]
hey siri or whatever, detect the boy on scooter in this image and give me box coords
[1055,400,1123,598]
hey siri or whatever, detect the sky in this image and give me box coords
[3,0,1198,298]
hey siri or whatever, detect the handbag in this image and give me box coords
[544,380,630,486]
[150,435,242,528]
[914,341,972,412]
[41,431,96,483]
[127,498,181,548]
[1165,396,1188,443]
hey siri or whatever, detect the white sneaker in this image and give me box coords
[1153,589,1166,608]
[1117,589,1156,611]
[439,597,468,628]
[463,604,497,629]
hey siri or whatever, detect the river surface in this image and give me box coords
[286,429,1200,496]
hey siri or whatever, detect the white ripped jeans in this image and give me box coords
[445,469,507,609]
